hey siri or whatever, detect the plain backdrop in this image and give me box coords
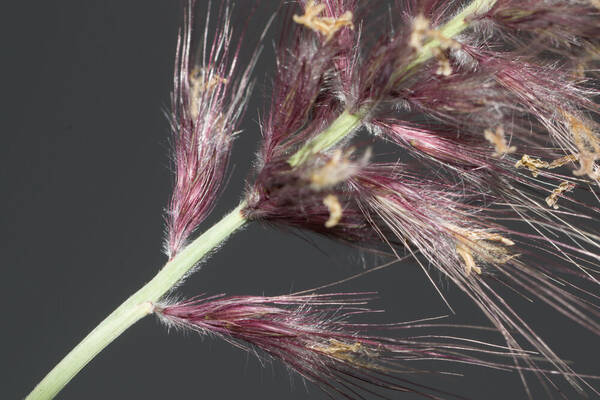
[2,1,598,399]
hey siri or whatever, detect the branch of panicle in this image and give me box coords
[165,1,258,258]
[157,292,544,400]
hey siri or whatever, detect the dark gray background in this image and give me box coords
[2,1,597,399]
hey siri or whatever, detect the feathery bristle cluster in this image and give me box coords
[165,2,257,257]
[240,1,600,396]
[157,293,535,399]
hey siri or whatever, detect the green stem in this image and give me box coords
[288,0,497,162]
[288,110,363,167]
[26,203,247,400]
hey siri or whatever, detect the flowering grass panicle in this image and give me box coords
[26,2,600,399]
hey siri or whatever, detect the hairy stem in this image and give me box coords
[26,203,247,400]
[289,0,497,161]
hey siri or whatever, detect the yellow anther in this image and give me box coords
[457,242,481,275]
[574,156,600,181]
[311,339,378,366]
[515,154,577,177]
[450,226,514,276]
[309,148,369,190]
[318,339,362,356]
[432,48,453,76]
[293,1,354,42]
[560,111,600,180]
[484,126,516,157]
[323,194,342,228]
[410,14,461,76]
[548,154,580,169]
[409,14,430,50]
[190,67,228,94]
[546,181,576,209]
[515,155,549,177]
[189,67,228,120]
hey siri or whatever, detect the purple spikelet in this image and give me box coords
[165,1,256,257]
[157,292,533,399]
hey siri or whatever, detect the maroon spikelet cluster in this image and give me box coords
[241,1,600,396]
[165,1,257,257]
[157,292,534,399]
